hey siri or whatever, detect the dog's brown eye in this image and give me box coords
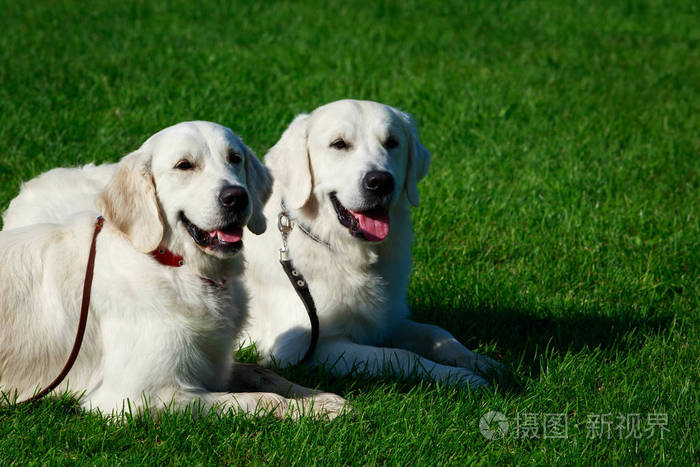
[174,160,194,170]
[330,139,349,150]
[384,136,399,149]
[228,150,242,164]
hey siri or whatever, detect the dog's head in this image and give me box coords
[97,121,272,262]
[266,99,430,243]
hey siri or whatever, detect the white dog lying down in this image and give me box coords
[0,121,345,417]
[240,100,502,388]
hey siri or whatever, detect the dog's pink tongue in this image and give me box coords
[348,209,390,242]
[208,227,243,243]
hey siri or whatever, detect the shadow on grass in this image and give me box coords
[257,301,674,398]
[417,303,673,355]
[412,301,675,386]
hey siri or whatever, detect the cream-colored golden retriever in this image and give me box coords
[0,121,345,417]
[241,100,501,387]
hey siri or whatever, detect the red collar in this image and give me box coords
[151,248,184,267]
[150,247,226,287]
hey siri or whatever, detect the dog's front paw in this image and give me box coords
[319,393,352,419]
[295,392,350,420]
[442,369,490,391]
[453,351,504,379]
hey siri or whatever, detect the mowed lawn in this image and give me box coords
[1,0,698,464]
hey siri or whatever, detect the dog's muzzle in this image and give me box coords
[329,193,391,242]
[180,212,244,254]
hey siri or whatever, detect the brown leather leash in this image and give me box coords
[17,216,104,405]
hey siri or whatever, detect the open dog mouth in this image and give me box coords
[329,193,390,242]
[180,212,243,254]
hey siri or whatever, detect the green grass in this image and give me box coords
[1,0,698,463]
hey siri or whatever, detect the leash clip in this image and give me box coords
[278,211,293,261]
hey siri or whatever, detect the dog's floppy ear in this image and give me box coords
[244,146,273,235]
[96,150,163,253]
[396,110,431,207]
[264,114,312,210]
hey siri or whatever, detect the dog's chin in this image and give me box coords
[329,193,390,243]
[179,212,243,257]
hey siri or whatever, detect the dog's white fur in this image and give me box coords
[240,100,501,388]
[0,121,345,417]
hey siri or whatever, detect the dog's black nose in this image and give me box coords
[362,171,394,197]
[218,186,248,211]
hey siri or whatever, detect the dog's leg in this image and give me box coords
[228,362,314,396]
[227,363,347,417]
[314,339,489,389]
[85,383,344,420]
[162,391,305,419]
[384,320,503,377]
[199,391,344,420]
[207,391,293,418]
[89,389,343,420]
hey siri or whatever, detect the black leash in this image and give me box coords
[277,209,320,365]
